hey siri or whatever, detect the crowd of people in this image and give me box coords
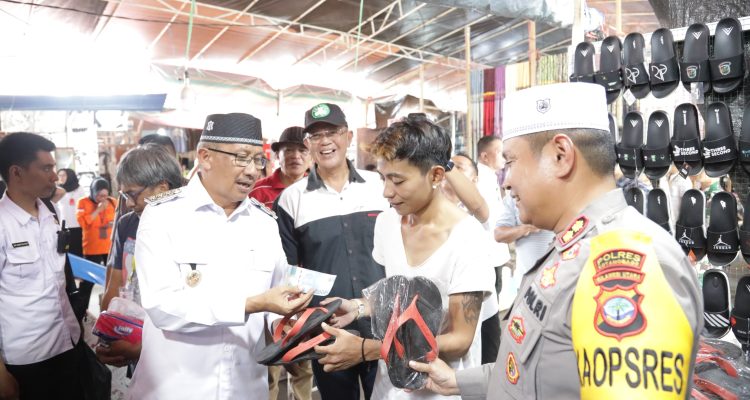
[0,82,702,400]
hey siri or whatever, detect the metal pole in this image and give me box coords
[464,25,473,157]
[419,64,425,112]
[528,21,537,86]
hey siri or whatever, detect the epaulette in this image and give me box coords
[145,188,183,206]
[249,197,277,220]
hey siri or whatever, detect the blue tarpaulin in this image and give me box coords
[68,254,107,286]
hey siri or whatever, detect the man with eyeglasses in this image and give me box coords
[128,113,313,400]
[276,103,388,400]
[95,144,184,371]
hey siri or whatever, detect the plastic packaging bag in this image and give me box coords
[92,297,145,344]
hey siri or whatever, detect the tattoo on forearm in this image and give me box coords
[461,292,482,324]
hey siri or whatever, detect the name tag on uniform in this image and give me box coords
[11,241,29,248]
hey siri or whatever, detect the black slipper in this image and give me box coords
[738,104,750,176]
[269,328,359,366]
[649,28,680,98]
[257,299,342,365]
[623,186,644,214]
[616,111,644,178]
[378,276,442,390]
[731,275,750,351]
[680,23,712,93]
[569,42,596,84]
[702,269,731,338]
[622,33,650,99]
[710,17,746,94]
[594,36,624,104]
[707,191,739,266]
[642,111,672,180]
[671,103,703,176]
[646,188,671,233]
[740,194,750,264]
[675,189,707,261]
[703,102,738,178]
[608,113,618,141]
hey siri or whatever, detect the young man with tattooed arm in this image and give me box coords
[316,114,494,400]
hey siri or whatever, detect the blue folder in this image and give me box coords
[68,254,107,286]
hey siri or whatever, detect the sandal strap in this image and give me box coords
[703,135,738,163]
[679,59,711,83]
[569,73,595,84]
[649,57,680,84]
[710,53,744,81]
[283,306,328,346]
[737,140,750,163]
[281,331,333,363]
[615,143,643,168]
[706,229,739,254]
[642,147,672,168]
[623,63,650,86]
[670,137,702,162]
[380,294,439,365]
[675,224,706,248]
[594,69,623,91]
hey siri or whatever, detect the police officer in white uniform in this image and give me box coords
[410,83,702,400]
[129,113,313,400]
[0,132,84,400]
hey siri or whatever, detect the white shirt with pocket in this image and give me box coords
[129,176,288,400]
[0,194,81,365]
[370,208,495,400]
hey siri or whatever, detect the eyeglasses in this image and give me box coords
[207,148,268,168]
[119,187,147,202]
[304,128,346,143]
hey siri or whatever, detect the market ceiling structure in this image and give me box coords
[0,0,660,102]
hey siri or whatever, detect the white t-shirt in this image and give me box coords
[370,208,495,400]
[56,186,87,228]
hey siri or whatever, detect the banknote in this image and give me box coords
[284,266,336,296]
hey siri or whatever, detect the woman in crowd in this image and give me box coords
[76,177,117,311]
[316,114,495,399]
[56,168,87,256]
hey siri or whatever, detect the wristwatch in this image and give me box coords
[444,160,454,172]
[354,299,366,320]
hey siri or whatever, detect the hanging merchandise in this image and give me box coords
[702,102,738,178]
[594,36,624,104]
[569,42,595,84]
[675,189,707,261]
[615,111,644,179]
[670,103,703,176]
[710,17,745,94]
[642,111,672,180]
[680,23,712,94]
[622,33,651,99]
[649,28,680,98]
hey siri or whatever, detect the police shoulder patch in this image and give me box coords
[250,198,277,220]
[145,188,183,206]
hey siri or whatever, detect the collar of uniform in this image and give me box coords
[306,159,365,191]
[553,189,627,251]
[187,174,252,214]
[0,194,54,225]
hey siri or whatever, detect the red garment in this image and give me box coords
[249,169,287,208]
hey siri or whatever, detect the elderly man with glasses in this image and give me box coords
[127,113,313,400]
[275,103,388,400]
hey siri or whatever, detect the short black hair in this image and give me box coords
[0,132,56,183]
[139,134,176,155]
[454,152,479,177]
[370,114,451,174]
[476,136,500,157]
[524,128,615,177]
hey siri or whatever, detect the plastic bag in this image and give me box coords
[693,338,750,399]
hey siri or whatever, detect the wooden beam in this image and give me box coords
[528,21,536,86]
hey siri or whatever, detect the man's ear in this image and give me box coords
[430,165,446,186]
[549,134,576,178]
[196,146,211,172]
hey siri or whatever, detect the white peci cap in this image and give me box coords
[502,83,610,141]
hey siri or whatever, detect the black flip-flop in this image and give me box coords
[595,36,624,104]
[642,111,672,180]
[738,104,750,176]
[702,269,731,339]
[680,23,712,93]
[622,32,651,99]
[675,189,707,261]
[379,276,442,390]
[710,17,746,94]
[257,299,342,365]
[608,112,618,141]
[616,111,644,178]
[740,194,750,264]
[569,42,596,84]
[731,275,750,352]
[671,103,703,176]
[703,102,738,178]
[646,188,671,233]
[649,28,680,98]
[706,191,739,266]
[270,328,359,366]
[623,186,644,214]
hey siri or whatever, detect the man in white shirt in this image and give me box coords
[0,132,84,400]
[129,113,313,400]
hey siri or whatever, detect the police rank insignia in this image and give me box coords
[506,352,519,384]
[508,316,526,344]
[561,242,581,261]
[146,188,183,205]
[540,263,558,289]
[592,248,646,340]
[558,215,588,246]
[250,198,277,219]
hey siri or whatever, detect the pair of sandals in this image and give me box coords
[702,271,750,345]
[675,189,741,266]
[370,275,442,390]
[682,18,746,95]
[692,338,750,400]
[622,186,671,234]
[257,299,342,366]
[569,36,625,104]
